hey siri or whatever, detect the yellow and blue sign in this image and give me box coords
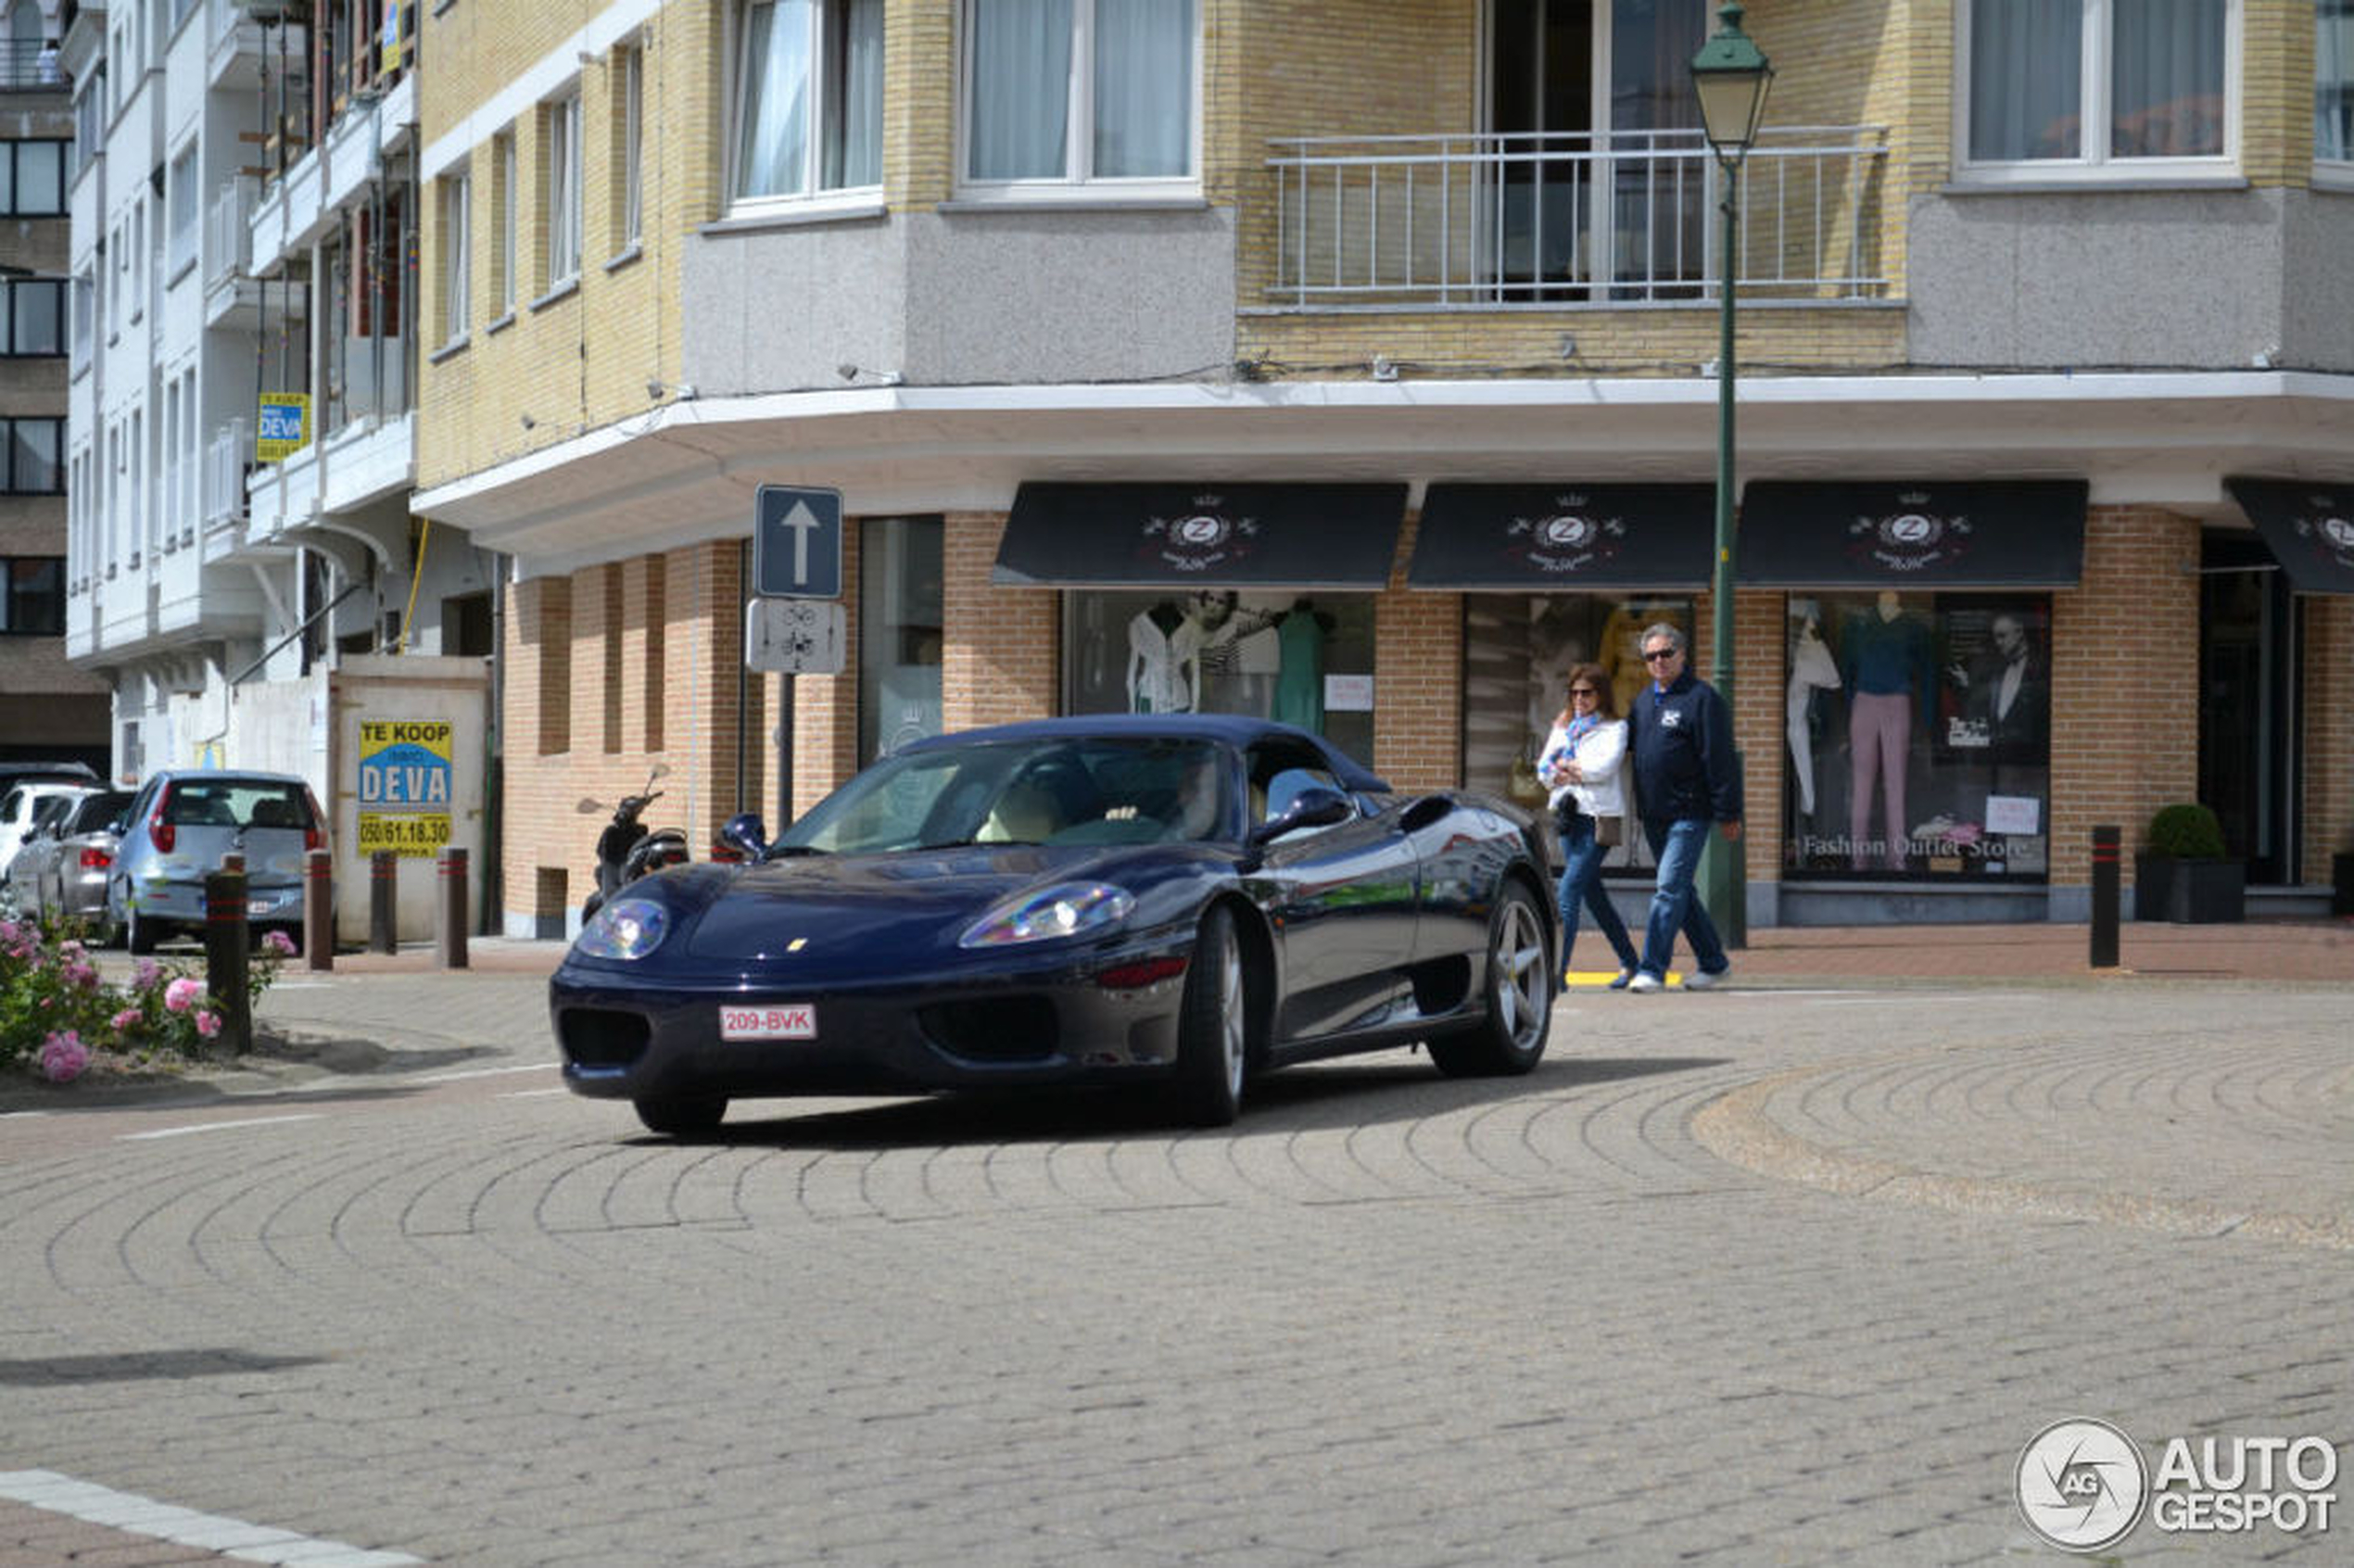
[257,393,310,462]
[358,718,452,857]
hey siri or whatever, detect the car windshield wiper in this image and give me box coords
[761,844,828,858]
[910,837,1038,850]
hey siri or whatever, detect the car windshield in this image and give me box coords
[70,791,134,834]
[161,780,314,831]
[774,737,1233,855]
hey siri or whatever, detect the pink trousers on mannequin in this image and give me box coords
[1849,691,1910,871]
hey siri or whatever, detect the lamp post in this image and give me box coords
[1690,0,1772,949]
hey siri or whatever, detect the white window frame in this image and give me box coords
[494,130,518,316]
[166,144,199,282]
[619,41,644,248]
[2321,0,2354,183]
[725,0,888,220]
[544,89,584,292]
[440,170,471,343]
[955,0,1203,205]
[1955,0,2243,184]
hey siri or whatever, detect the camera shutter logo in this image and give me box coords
[2017,1418,2148,1552]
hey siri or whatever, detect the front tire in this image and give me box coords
[1428,881,1552,1078]
[1171,904,1248,1127]
[633,1095,727,1138]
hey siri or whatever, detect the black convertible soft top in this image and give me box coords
[896,714,1391,795]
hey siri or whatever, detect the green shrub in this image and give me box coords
[2146,803,2226,860]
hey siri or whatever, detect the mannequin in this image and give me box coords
[1840,589,1933,871]
[1272,597,1331,731]
[1785,612,1841,817]
[1126,600,1202,714]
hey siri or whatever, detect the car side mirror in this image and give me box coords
[1247,784,1353,849]
[577,797,605,815]
[717,813,767,862]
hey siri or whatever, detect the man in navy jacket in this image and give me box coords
[1624,623,1741,992]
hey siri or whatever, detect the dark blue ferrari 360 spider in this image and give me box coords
[550,714,1558,1135]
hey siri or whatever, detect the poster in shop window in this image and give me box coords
[357,718,452,857]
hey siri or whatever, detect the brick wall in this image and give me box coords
[2050,507,2203,889]
[943,512,1057,731]
[1373,512,1461,791]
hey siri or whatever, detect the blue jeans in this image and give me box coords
[1638,817,1729,980]
[1556,813,1639,975]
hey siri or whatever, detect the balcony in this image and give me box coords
[205,417,252,534]
[1261,126,1890,310]
[205,176,263,328]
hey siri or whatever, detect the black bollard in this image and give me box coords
[2090,824,2120,969]
[204,854,253,1056]
[437,847,469,970]
[369,850,398,954]
[304,849,334,971]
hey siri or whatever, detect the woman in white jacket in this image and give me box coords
[1536,662,1640,989]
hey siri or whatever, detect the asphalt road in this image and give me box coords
[2,967,2348,1565]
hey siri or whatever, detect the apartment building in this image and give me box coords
[0,1,107,769]
[60,0,490,781]
[409,0,2354,938]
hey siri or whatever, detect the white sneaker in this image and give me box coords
[1682,964,1730,991]
[1626,973,1664,993]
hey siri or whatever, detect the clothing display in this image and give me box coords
[1786,624,1841,816]
[1840,600,1932,870]
[1125,607,1203,714]
[1594,606,1655,718]
[1272,605,1326,732]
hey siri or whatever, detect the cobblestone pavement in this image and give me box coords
[1,932,2348,1565]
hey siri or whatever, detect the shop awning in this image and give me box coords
[992,482,1408,588]
[2224,477,2354,594]
[1407,484,1716,590]
[1737,480,2088,588]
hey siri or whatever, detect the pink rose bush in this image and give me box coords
[3,906,294,1082]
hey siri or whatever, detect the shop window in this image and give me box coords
[859,517,943,765]
[1782,591,2053,881]
[1463,593,1691,868]
[1065,590,1376,767]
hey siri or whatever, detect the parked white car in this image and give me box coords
[0,783,95,904]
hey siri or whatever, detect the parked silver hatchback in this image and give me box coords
[108,770,326,954]
[7,789,134,928]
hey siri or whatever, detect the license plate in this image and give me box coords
[248,899,275,916]
[720,1004,816,1042]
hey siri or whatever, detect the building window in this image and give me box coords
[2,279,64,356]
[0,140,67,215]
[72,75,103,179]
[491,129,517,314]
[733,0,883,204]
[439,170,470,342]
[1462,594,1693,875]
[167,145,198,275]
[1065,588,1375,765]
[544,91,583,289]
[1962,0,2232,171]
[1,558,65,636]
[1782,593,2054,882]
[614,40,644,247]
[858,518,943,765]
[2322,0,2354,162]
[963,0,1196,187]
[3,418,63,494]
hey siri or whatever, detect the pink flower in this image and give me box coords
[260,930,297,957]
[164,977,205,1014]
[133,957,162,989]
[39,1031,89,1083]
[194,1011,222,1040]
[109,1007,143,1031]
[64,960,98,989]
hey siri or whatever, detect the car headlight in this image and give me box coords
[576,897,671,961]
[959,881,1135,948]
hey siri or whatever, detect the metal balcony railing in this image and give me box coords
[207,176,256,287]
[0,40,69,91]
[1263,125,1890,310]
[206,417,252,528]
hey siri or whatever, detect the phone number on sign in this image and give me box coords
[719,1005,816,1041]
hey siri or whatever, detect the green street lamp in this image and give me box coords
[1691,0,1772,949]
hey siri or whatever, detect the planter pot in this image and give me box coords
[2135,854,2246,924]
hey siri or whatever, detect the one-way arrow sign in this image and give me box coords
[753,485,843,599]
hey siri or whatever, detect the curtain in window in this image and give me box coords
[739,0,815,197]
[2316,0,2353,158]
[1094,0,1192,177]
[970,0,1070,180]
[1969,0,2082,159]
[824,0,885,187]
[1610,0,1705,130]
[2112,0,2223,156]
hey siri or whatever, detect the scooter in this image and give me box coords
[579,765,689,920]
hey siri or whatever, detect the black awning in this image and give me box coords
[1738,481,2088,588]
[2225,477,2354,594]
[992,483,1408,589]
[1408,484,1716,590]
